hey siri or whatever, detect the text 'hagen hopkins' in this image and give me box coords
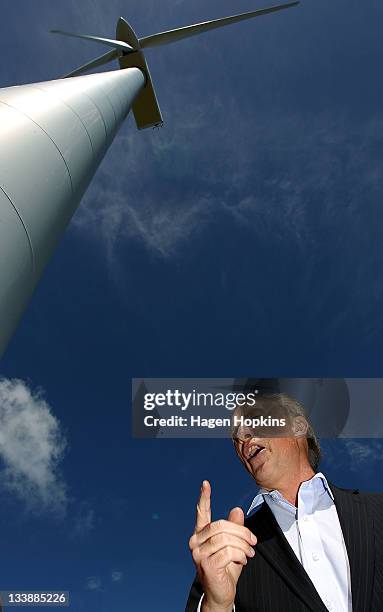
[143,415,287,429]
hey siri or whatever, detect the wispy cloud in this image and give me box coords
[111,570,123,582]
[0,378,67,515]
[69,106,383,345]
[85,570,124,591]
[322,439,383,473]
[72,503,95,537]
[73,109,383,264]
[86,576,102,591]
[343,440,383,468]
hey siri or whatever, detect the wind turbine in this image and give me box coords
[0,2,299,357]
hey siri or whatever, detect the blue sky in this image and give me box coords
[1,0,383,609]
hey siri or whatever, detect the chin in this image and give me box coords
[252,462,275,487]
[250,462,268,483]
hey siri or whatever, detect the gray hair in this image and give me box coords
[278,393,321,471]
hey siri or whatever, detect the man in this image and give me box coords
[186,393,383,612]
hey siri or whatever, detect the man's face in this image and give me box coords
[233,431,304,490]
[231,398,312,490]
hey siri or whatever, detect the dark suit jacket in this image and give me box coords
[185,486,383,612]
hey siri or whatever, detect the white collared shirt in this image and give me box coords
[248,472,352,612]
[197,473,352,612]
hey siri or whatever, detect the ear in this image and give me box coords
[292,416,309,438]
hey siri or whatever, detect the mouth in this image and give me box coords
[246,443,266,462]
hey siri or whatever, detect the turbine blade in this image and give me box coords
[62,49,118,78]
[139,2,299,49]
[51,29,135,53]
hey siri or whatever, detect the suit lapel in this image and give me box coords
[248,503,329,612]
[331,485,375,612]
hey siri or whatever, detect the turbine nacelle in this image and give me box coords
[52,2,300,129]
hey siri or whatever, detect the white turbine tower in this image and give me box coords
[0,3,299,357]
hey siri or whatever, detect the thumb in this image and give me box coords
[227,506,244,526]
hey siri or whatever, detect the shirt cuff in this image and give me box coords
[197,594,236,612]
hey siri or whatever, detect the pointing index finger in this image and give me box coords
[195,480,211,533]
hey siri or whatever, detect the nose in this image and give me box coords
[236,425,254,442]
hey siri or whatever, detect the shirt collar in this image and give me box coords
[246,472,334,517]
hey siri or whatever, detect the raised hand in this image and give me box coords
[188,481,257,612]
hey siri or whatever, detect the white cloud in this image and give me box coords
[68,107,383,344]
[86,576,102,591]
[73,109,383,268]
[72,504,95,537]
[0,378,67,515]
[85,570,124,591]
[343,440,383,468]
[111,571,123,582]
